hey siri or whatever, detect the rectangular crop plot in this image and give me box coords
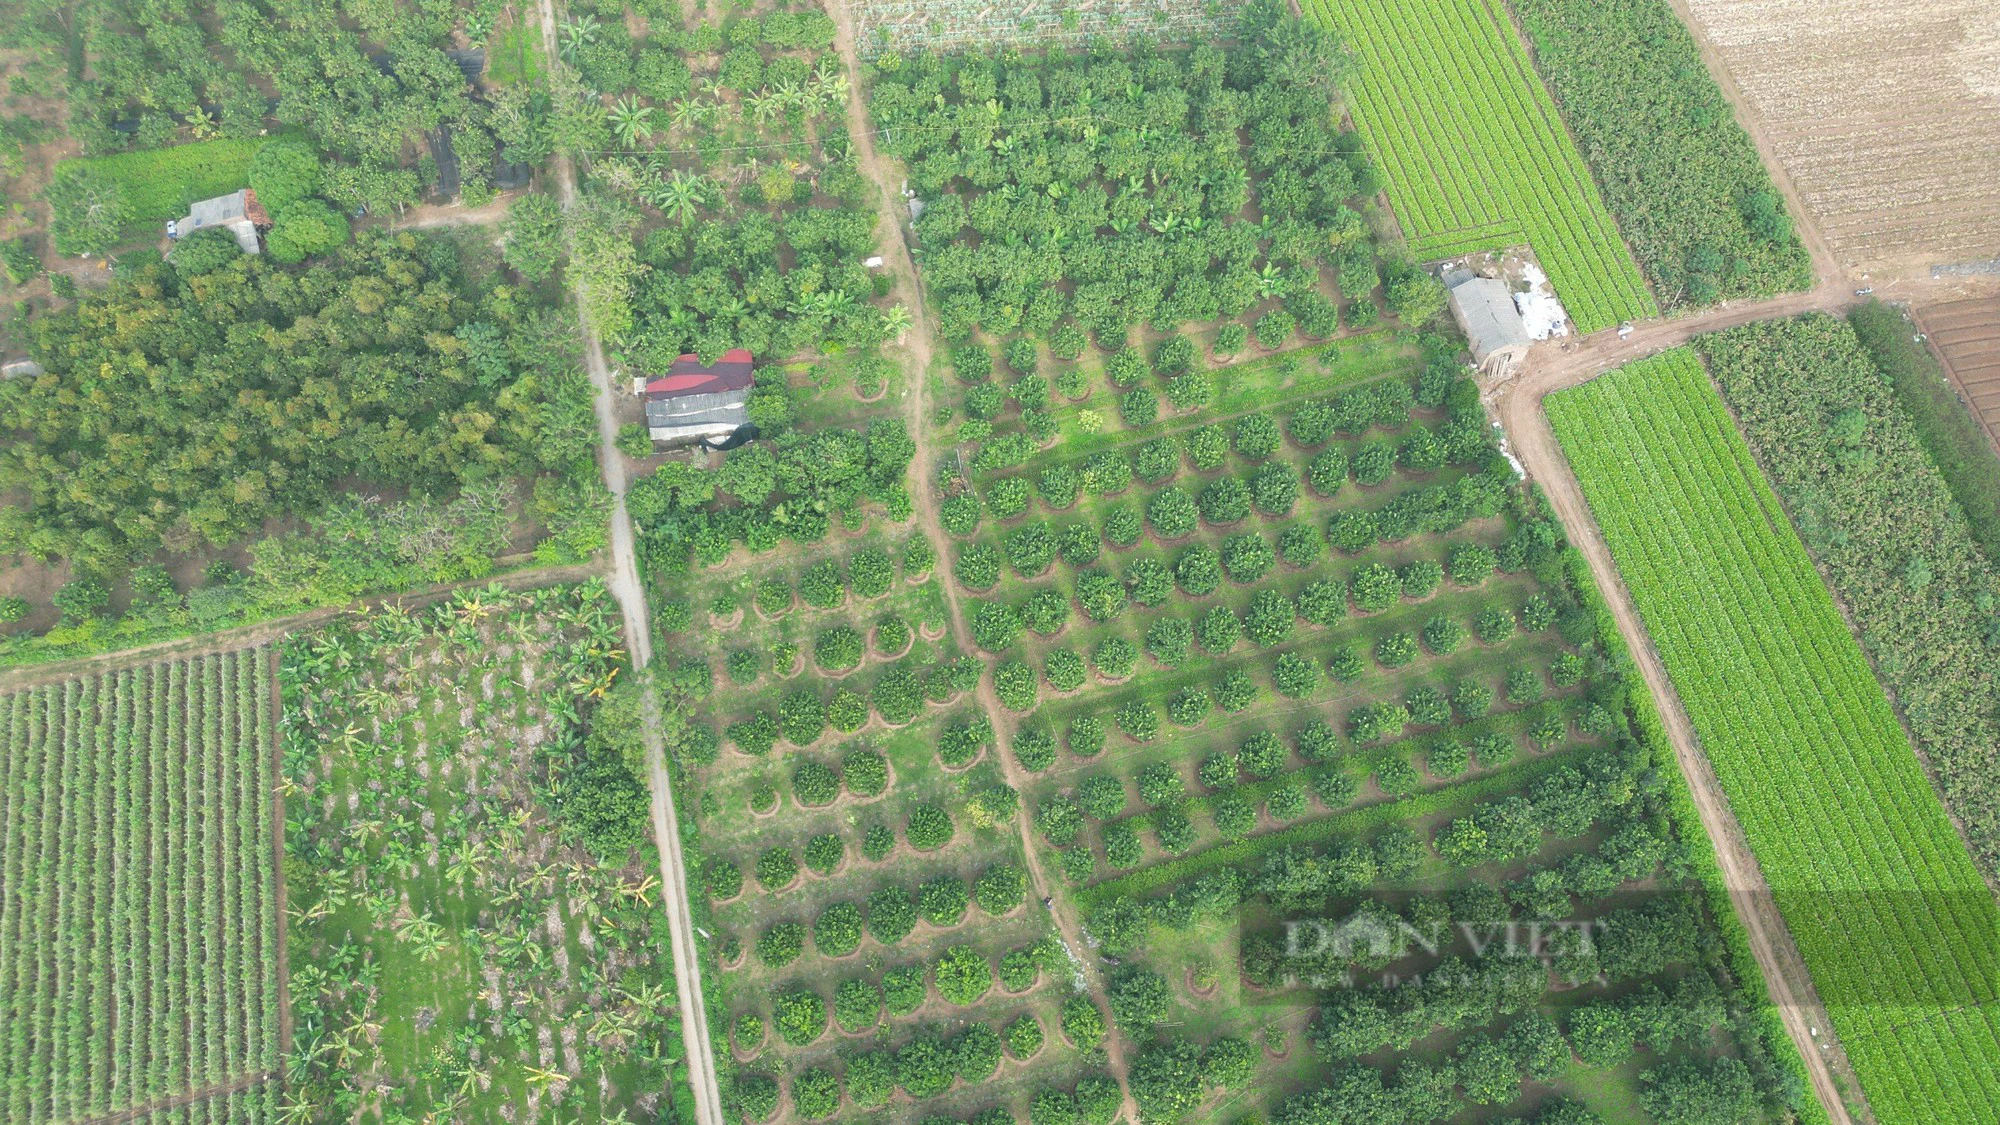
[0,650,281,1124]
[1303,0,1657,332]
[1916,297,2000,454]
[1548,349,2000,1125]
[279,584,688,1124]
[1679,0,2000,271]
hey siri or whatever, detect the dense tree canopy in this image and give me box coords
[871,0,1379,346]
[0,232,589,574]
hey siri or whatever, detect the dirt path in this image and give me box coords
[533,2,725,1124]
[374,193,521,232]
[1493,295,1871,1125]
[821,0,1138,1114]
[1512,283,1846,391]
[0,561,604,693]
[74,1070,276,1125]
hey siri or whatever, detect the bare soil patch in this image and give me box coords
[1676,0,2000,273]
[1914,297,2000,453]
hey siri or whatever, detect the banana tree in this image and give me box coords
[650,170,711,226]
[608,95,655,148]
[1254,261,1288,299]
[559,15,600,64]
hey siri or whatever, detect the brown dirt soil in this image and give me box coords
[1669,0,2000,276]
[1913,297,2000,455]
[376,192,522,232]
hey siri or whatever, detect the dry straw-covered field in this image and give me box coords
[1680,0,2000,272]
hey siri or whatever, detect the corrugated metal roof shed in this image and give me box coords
[645,391,751,444]
[642,349,756,445]
[180,189,264,254]
[1447,277,1531,376]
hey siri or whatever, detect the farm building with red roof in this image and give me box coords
[640,349,756,447]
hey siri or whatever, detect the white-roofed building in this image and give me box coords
[1446,275,1532,379]
[176,188,270,255]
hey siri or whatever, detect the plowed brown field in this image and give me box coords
[1677,0,2000,275]
[1916,298,2000,452]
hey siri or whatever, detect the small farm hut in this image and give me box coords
[1446,274,1532,379]
[640,349,756,447]
[177,189,269,255]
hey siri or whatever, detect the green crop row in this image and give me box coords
[0,651,278,1124]
[1073,746,1579,911]
[1547,349,2000,1125]
[1302,0,1656,332]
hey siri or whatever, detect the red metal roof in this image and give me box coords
[645,350,754,399]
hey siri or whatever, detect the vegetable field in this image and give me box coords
[1699,314,2000,882]
[54,135,278,223]
[1548,349,2000,1125]
[1303,0,1656,332]
[0,649,280,1124]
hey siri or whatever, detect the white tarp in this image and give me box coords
[1512,261,1571,341]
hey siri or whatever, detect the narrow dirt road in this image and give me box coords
[534,2,725,1123]
[1493,285,1874,1125]
[1515,283,1844,390]
[376,193,521,232]
[822,1,1139,1114]
[1497,372,1866,1125]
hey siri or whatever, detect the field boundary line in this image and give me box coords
[0,562,605,694]
[69,1069,274,1125]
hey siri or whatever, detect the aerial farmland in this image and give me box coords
[0,0,1995,1123]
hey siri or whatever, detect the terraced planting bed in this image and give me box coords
[934,309,1811,1120]
[1548,348,2000,1125]
[656,521,1102,1122]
